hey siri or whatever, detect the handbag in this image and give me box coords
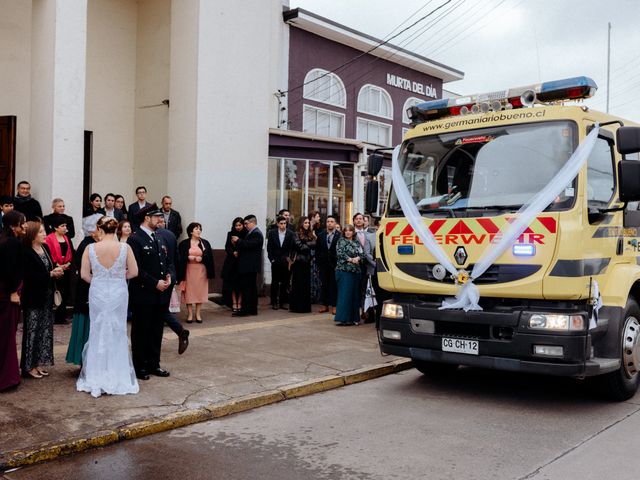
[53,283,63,309]
[287,252,297,271]
[169,286,181,313]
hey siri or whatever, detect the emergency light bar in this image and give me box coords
[408,76,598,124]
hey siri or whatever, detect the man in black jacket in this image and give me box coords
[232,214,263,316]
[128,186,150,232]
[156,217,189,355]
[316,215,340,314]
[43,198,76,241]
[266,215,294,309]
[13,181,43,222]
[127,203,175,380]
[161,196,183,239]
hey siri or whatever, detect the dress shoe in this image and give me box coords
[136,371,150,381]
[150,368,170,377]
[178,329,190,355]
[318,306,329,313]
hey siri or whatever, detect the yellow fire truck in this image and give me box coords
[368,77,640,400]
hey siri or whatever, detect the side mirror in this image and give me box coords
[367,153,384,176]
[618,160,640,202]
[617,127,640,155]
[365,180,379,214]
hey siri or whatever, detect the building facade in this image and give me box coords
[0,1,462,288]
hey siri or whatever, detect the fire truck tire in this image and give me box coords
[601,298,640,401]
[413,360,459,376]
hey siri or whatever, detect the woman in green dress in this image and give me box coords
[66,214,102,365]
[334,224,363,326]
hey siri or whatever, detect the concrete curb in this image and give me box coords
[0,358,412,472]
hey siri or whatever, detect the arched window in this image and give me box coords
[303,69,346,108]
[357,85,393,119]
[403,97,424,124]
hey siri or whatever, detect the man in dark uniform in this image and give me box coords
[232,214,264,316]
[127,203,175,380]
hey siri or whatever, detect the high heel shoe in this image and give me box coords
[186,317,193,324]
[37,369,49,377]
[26,369,43,379]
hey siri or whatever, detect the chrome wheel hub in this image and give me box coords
[622,316,640,379]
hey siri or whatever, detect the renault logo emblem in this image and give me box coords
[454,246,468,266]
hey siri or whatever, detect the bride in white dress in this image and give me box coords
[77,217,139,398]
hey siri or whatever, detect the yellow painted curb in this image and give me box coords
[0,360,409,472]
[281,375,345,399]
[208,390,286,418]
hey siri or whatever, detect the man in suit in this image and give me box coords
[127,203,175,380]
[0,195,14,229]
[316,215,340,315]
[13,181,43,222]
[156,216,189,355]
[266,215,295,310]
[232,214,264,317]
[161,195,183,239]
[354,212,376,323]
[128,186,150,232]
[103,193,125,222]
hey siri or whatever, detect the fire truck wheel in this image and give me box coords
[412,360,459,377]
[601,298,640,401]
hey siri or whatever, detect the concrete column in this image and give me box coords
[30,0,87,223]
[168,0,279,247]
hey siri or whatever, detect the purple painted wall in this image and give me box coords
[287,28,444,147]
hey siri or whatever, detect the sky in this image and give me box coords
[288,0,640,123]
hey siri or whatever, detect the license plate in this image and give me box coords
[442,337,479,355]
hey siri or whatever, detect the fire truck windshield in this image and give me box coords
[389,121,578,216]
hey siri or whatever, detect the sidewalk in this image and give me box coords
[0,300,409,470]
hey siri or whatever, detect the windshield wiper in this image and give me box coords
[464,205,522,212]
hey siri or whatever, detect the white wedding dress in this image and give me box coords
[77,243,139,398]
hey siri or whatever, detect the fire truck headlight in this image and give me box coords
[382,303,404,319]
[528,314,584,331]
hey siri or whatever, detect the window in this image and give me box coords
[403,97,424,124]
[357,85,393,119]
[303,69,346,108]
[357,118,392,146]
[303,105,345,138]
[587,137,615,208]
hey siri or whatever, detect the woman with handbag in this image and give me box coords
[21,221,64,379]
[177,222,215,323]
[289,217,316,313]
[45,216,74,324]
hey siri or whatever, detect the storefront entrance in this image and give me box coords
[268,157,354,227]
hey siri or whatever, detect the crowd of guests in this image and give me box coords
[0,180,387,396]
[0,182,202,394]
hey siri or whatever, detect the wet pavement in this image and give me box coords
[5,369,640,480]
[0,299,393,465]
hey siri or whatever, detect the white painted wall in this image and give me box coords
[134,0,171,205]
[85,0,137,201]
[167,0,284,249]
[0,0,31,185]
[30,0,87,225]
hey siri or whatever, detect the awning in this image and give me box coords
[269,129,362,163]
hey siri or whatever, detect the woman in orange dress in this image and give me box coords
[178,222,215,323]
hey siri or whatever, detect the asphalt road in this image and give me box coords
[5,367,640,480]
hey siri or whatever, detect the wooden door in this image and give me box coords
[0,116,16,196]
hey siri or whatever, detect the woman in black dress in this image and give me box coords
[21,221,64,379]
[289,217,316,313]
[221,217,245,312]
[0,211,26,391]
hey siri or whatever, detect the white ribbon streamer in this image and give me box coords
[391,123,600,312]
